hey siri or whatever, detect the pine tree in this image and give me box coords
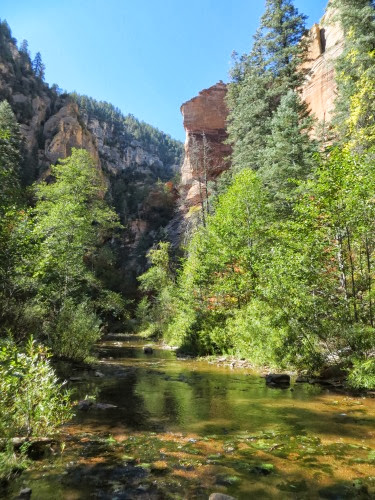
[32,51,45,80]
[227,0,308,171]
[19,39,29,55]
[258,90,317,213]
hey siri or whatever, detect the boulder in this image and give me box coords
[77,400,117,411]
[143,346,153,354]
[17,488,32,499]
[265,374,291,386]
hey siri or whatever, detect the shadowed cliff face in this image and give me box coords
[0,28,183,298]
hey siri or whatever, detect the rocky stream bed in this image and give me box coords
[4,335,375,499]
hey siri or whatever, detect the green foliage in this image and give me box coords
[31,148,120,306]
[49,299,101,361]
[0,337,72,439]
[258,90,317,212]
[32,52,45,81]
[348,358,375,389]
[225,301,287,367]
[23,148,123,357]
[227,0,308,171]
[0,443,29,482]
[0,100,21,214]
[0,101,27,336]
[332,0,375,138]
[137,242,177,337]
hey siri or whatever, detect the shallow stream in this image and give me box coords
[6,335,375,499]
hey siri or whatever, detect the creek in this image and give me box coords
[6,335,375,499]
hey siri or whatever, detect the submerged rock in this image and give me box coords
[17,488,32,499]
[209,494,237,500]
[76,400,117,411]
[265,374,291,386]
[250,463,274,475]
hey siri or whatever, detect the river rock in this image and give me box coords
[143,346,153,354]
[95,403,117,410]
[265,374,291,386]
[77,400,117,411]
[209,493,237,500]
[17,488,32,499]
[77,399,95,410]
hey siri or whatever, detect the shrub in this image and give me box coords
[225,300,285,367]
[348,358,375,390]
[50,299,101,361]
[0,337,72,439]
[0,443,29,482]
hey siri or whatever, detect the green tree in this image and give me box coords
[0,101,25,335]
[32,51,45,80]
[0,100,21,213]
[258,90,317,213]
[227,0,308,171]
[28,148,122,358]
[137,242,176,337]
[165,169,273,352]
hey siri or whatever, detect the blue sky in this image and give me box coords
[1,0,328,141]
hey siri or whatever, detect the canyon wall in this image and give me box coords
[179,5,344,212]
[0,27,183,295]
[301,7,344,124]
[179,81,231,211]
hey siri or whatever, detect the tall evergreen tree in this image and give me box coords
[32,51,45,80]
[258,90,317,213]
[227,0,308,171]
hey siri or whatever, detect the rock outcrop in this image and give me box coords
[178,5,344,215]
[301,6,344,124]
[0,25,183,297]
[179,81,231,211]
[43,102,99,165]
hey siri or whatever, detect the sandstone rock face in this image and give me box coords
[180,81,231,210]
[178,5,344,217]
[301,7,344,124]
[43,102,99,165]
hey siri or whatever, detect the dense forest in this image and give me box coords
[0,0,375,491]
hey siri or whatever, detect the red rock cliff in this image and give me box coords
[179,5,344,211]
[301,7,344,124]
[180,81,231,210]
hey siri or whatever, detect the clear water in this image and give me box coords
[5,335,375,499]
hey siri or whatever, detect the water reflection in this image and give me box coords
[5,337,375,500]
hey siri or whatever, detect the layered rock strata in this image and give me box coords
[180,81,231,211]
[301,7,344,124]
